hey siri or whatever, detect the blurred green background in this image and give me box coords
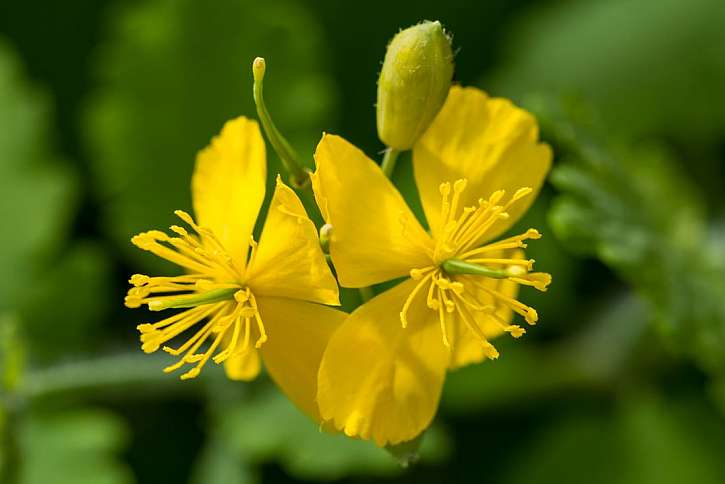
[1,0,725,482]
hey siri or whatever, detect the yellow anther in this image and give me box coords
[439,182,451,196]
[506,325,526,338]
[449,281,464,295]
[512,187,533,201]
[174,210,195,227]
[170,225,190,237]
[488,190,505,205]
[180,368,201,380]
[130,274,150,286]
[410,268,428,280]
[124,295,143,308]
[526,228,541,239]
[141,340,160,353]
[234,288,250,303]
[482,342,499,360]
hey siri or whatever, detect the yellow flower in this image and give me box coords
[125,116,344,419]
[311,86,553,445]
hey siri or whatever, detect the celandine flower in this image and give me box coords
[125,117,344,418]
[312,86,553,445]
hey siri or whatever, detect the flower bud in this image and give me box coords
[376,21,454,150]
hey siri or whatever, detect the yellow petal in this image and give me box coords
[192,117,266,269]
[246,177,339,305]
[312,134,434,287]
[256,296,346,421]
[413,86,552,242]
[317,279,449,446]
[224,348,261,381]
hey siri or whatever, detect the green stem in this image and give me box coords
[380,148,400,178]
[358,286,375,303]
[19,353,215,399]
[252,57,310,189]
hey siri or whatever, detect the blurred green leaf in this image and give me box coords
[18,408,132,484]
[442,292,647,414]
[487,0,725,143]
[501,393,725,484]
[0,40,77,309]
[84,0,338,270]
[191,438,255,484]
[0,314,25,393]
[211,384,449,481]
[540,98,725,376]
[18,242,113,360]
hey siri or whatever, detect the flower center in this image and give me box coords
[124,210,267,379]
[399,179,552,358]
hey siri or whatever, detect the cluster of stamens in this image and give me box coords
[400,179,552,359]
[124,210,266,379]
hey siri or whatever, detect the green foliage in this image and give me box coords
[540,97,725,375]
[501,393,725,484]
[18,409,132,484]
[84,0,337,270]
[0,41,77,310]
[488,0,725,143]
[442,292,647,415]
[200,384,450,482]
[18,242,113,360]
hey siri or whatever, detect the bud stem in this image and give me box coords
[358,286,375,302]
[380,147,400,178]
[252,57,310,188]
[441,258,510,279]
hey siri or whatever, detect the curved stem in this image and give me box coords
[18,353,209,399]
[252,57,310,188]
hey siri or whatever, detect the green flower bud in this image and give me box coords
[376,21,454,150]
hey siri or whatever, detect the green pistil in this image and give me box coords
[149,287,238,311]
[441,258,509,279]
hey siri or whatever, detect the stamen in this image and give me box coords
[180,328,227,380]
[427,272,441,310]
[213,313,242,364]
[160,309,226,356]
[436,287,451,347]
[439,182,451,226]
[458,228,541,260]
[451,295,499,360]
[465,258,535,271]
[400,271,434,328]
[249,293,267,348]
[508,272,552,292]
[471,279,539,325]
[132,232,211,273]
